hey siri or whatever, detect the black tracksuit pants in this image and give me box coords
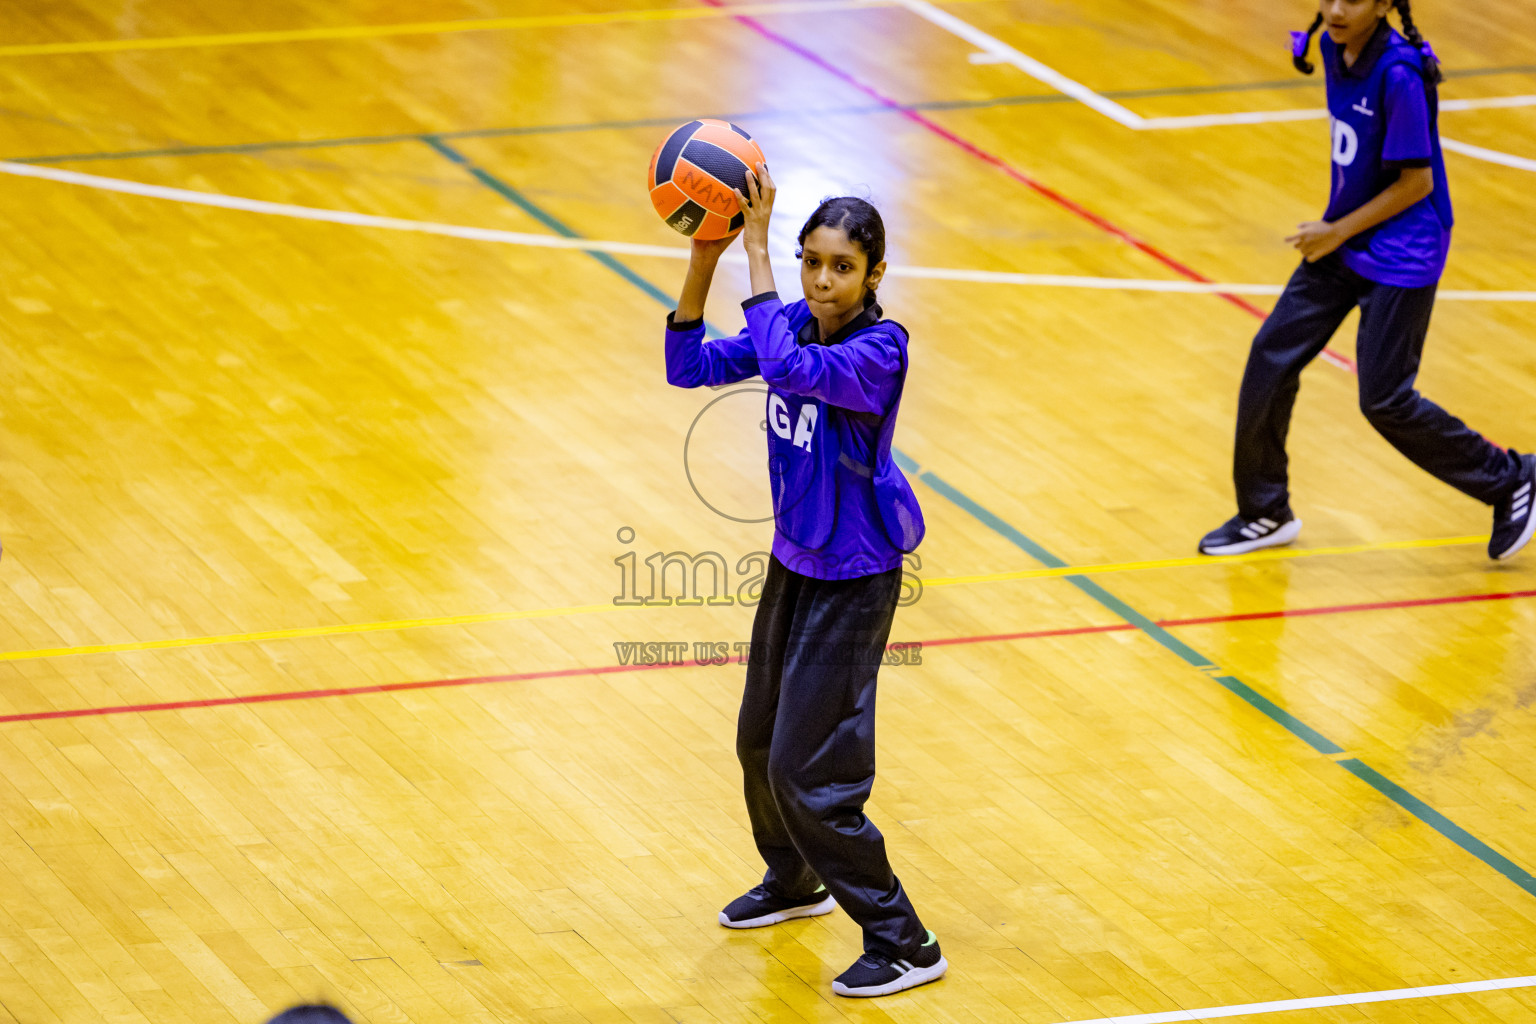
[1234,254,1521,520]
[736,554,925,959]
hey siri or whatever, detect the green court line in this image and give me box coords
[419,135,727,337]
[421,142,1536,906]
[423,134,676,309]
[915,470,1343,755]
[913,464,1536,902]
[7,62,1533,166]
[1338,759,1536,899]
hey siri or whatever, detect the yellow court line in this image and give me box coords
[0,534,1486,663]
[0,0,981,58]
[0,602,636,664]
[921,533,1485,587]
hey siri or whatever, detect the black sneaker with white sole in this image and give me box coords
[1198,511,1302,556]
[1490,454,1536,561]
[718,884,835,929]
[831,930,947,998]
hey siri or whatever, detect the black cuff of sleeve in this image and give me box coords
[1384,158,1433,169]
[667,311,704,332]
[742,291,779,311]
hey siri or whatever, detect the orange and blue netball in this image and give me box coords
[648,119,767,240]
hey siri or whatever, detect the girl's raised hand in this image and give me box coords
[736,163,776,254]
[691,233,736,264]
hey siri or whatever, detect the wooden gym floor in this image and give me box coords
[1,1,1535,1022]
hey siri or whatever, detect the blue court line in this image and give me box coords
[8,62,1533,166]
[421,141,1536,905]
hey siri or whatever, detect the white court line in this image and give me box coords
[0,159,693,258]
[1141,94,1536,130]
[897,0,1536,174]
[1139,109,1328,130]
[1440,288,1536,300]
[2,160,1533,301]
[1442,135,1536,172]
[890,0,1147,129]
[881,266,1281,294]
[1050,973,1536,1024]
[1442,93,1536,112]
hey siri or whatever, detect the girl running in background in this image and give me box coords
[663,171,945,998]
[1200,0,1534,559]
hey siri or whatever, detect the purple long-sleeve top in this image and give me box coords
[665,292,916,580]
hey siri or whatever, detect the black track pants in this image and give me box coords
[736,554,925,959]
[1233,254,1520,519]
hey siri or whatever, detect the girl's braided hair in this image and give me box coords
[1291,12,1325,74]
[1291,2,1442,84]
[1393,0,1443,84]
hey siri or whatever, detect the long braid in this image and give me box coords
[1291,12,1324,75]
[1394,0,1444,84]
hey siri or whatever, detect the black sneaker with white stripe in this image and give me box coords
[1198,511,1302,556]
[718,884,835,929]
[832,930,947,998]
[1490,454,1536,561]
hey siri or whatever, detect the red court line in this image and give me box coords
[2,588,1531,726]
[1170,589,1536,627]
[919,622,1133,646]
[700,0,1361,375]
[0,661,685,725]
